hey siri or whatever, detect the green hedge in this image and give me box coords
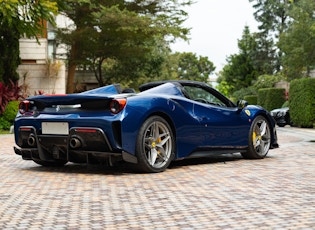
[289,78,315,128]
[244,95,258,105]
[0,117,11,130]
[0,100,19,130]
[258,88,286,111]
[2,100,19,123]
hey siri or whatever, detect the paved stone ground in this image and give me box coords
[0,127,314,229]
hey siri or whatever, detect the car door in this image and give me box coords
[184,85,249,148]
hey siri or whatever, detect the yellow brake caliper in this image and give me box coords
[253,131,262,147]
[157,137,161,154]
[152,137,162,154]
[252,132,257,147]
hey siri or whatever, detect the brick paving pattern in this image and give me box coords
[0,127,314,229]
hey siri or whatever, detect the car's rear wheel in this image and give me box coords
[136,116,175,173]
[242,115,271,159]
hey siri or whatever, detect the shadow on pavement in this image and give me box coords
[19,153,253,175]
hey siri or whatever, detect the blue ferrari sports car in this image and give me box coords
[14,80,278,173]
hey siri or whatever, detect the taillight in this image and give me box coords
[19,100,30,114]
[74,128,97,133]
[110,98,127,114]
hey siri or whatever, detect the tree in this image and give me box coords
[89,5,174,87]
[251,32,278,74]
[249,0,292,37]
[175,52,215,83]
[278,0,315,79]
[56,0,192,93]
[249,0,295,72]
[0,0,58,84]
[217,26,258,95]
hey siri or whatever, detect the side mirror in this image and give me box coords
[237,100,248,109]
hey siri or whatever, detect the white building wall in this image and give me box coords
[18,32,66,95]
[19,39,47,64]
[17,61,66,96]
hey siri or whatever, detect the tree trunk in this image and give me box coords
[66,43,78,93]
[97,58,104,86]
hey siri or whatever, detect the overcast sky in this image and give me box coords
[171,0,258,76]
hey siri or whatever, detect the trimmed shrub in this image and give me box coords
[258,88,286,111]
[244,95,258,105]
[0,116,12,130]
[232,86,256,100]
[289,78,315,128]
[3,100,19,123]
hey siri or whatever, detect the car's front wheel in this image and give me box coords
[242,115,271,159]
[136,116,175,173]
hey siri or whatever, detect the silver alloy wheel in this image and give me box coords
[143,120,172,168]
[252,117,271,157]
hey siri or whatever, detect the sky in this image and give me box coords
[171,0,259,77]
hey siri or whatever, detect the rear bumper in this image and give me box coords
[14,146,35,160]
[14,126,123,164]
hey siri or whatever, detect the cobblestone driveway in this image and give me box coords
[0,127,314,229]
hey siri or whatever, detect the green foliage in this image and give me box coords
[232,87,257,100]
[0,0,58,84]
[56,0,193,92]
[218,23,283,97]
[0,24,20,84]
[278,0,315,80]
[218,26,260,94]
[252,32,280,74]
[0,116,11,130]
[2,100,19,123]
[244,95,258,105]
[258,88,286,111]
[229,97,238,104]
[249,0,291,37]
[0,99,19,130]
[253,74,283,90]
[249,0,292,73]
[0,0,57,37]
[216,80,234,97]
[289,78,315,127]
[173,52,215,83]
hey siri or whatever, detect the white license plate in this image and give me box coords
[42,122,69,135]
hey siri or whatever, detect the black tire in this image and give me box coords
[136,116,175,173]
[242,115,271,159]
[33,159,67,167]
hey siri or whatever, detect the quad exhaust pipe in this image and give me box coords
[69,137,82,149]
[27,134,82,149]
[27,134,36,147]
